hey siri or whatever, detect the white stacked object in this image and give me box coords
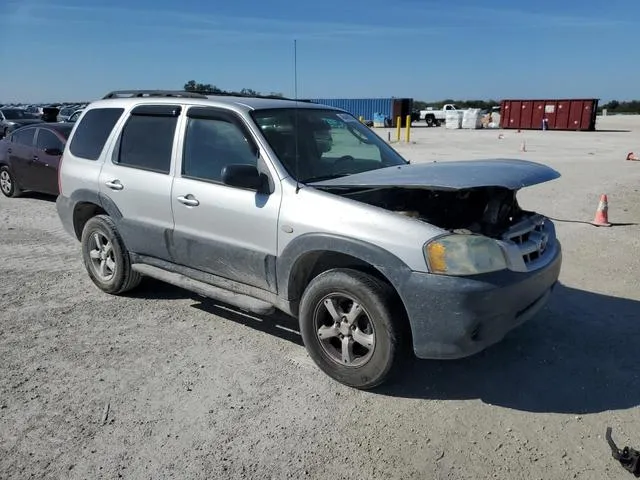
[445,111,463,129]
[462,109,483,129]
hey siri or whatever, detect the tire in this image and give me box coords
[299,268,406,389]
[435,119,442,127]
[426,116,434,127]
[0,165,21,198]
[80,214,142,295]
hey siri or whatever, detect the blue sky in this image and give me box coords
[0,0,637,103]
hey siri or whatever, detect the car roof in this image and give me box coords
[86,95,341,114]
[10,122,73,137]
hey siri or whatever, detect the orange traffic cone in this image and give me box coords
[626,151,639,161]
[591,194,612,227]
[520,140,527,152]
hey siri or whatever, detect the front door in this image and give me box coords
[170,107,281,292]
[98,104,181,261]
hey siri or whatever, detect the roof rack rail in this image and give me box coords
[102,90,208,99]
[204,91,296,101]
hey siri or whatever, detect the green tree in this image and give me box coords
[183,81,284,98]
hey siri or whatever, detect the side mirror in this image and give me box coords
[221,164,267,192]
[44,147,63,156]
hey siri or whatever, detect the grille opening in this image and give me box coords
[503,214,550,268]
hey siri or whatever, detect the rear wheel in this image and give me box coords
[0,166,20,198]
[81,215,141,294]
[426,116,434,127]
[299,269,405,389]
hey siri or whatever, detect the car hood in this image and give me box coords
[308,159,560,191]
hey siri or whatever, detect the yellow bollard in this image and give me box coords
[396,116,401,142]
[405,115,411,143]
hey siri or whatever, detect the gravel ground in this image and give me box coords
[1,115,640,480]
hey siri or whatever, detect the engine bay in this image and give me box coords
[332,186,528,238]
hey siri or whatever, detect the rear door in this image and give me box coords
[33,128,64,194]
[8,127,38,190]
[98,104,181,261]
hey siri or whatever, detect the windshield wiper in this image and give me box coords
[303,173,350,183]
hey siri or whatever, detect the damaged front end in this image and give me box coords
[331,185,555,274]
[309,159,561,275]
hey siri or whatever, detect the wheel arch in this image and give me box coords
[69,189,123,240]
[278,234,413,318]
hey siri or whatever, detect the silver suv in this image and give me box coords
[56,90,562,389]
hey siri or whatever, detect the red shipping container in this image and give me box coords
[500,98,599,131]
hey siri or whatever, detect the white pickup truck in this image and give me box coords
[419,104,458,127]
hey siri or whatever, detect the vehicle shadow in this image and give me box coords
[16,192,56,202]
[131,278,304,346]
[130,279,640,414]
[379,283,640,414]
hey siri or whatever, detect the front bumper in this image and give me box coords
[400,241,562,360]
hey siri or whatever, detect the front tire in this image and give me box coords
[0,166,20,198]
[299,269,405,389]
[81,215,141,294]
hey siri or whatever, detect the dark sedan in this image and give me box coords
[0,123,73,197]
[0,108,43,138]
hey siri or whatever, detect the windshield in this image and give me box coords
[2,109,38,120]
[251,108,408,183]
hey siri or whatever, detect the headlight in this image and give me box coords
[424,234,507,275]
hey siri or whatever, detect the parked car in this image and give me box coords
[25,105,45,118]
[0,108,43,138]
[66,109,84,123]
[0,123,73,197]
[56,89,562,389]
[57,106,77,122]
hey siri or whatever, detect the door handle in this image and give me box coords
[105,180,124,191]
[33,155,39,161]
[177,195,200,207]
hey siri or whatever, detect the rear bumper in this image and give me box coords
[56,194,76,239]
[399,241,562,359]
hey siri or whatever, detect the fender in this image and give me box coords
[67,188,124,219]
[277,232,414,301]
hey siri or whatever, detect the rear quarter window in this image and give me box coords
[68,107,124,160]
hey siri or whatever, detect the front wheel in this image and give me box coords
[81,215,141,294]
[299,269,406,389]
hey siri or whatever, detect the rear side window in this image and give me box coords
[12,128,36,147]
[69,108,124,160]
[115,106,180,174]
[36,129,64,151]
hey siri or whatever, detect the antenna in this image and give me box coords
[294,39,301,194]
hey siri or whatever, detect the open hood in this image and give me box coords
[308,159,560,191]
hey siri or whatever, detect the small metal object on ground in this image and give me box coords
[606,427,640,477]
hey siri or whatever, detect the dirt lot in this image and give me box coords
[1,115,640,480]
